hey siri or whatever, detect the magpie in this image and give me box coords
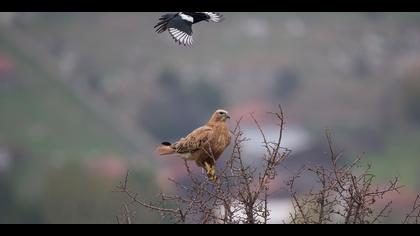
[154,12,223,46]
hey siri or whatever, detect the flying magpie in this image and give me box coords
[154,12,223,46]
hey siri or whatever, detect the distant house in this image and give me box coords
[213,198,294,224]
[0,54,18,89]
[0,54,14,75]
[84,155,128,179]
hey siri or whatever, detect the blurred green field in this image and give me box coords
[0,33,136,159]
[0,31,157,223]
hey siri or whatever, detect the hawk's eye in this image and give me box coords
[219,112,224,115]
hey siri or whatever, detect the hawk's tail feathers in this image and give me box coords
[156,142,175,155]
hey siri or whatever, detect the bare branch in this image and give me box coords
[403,194,420,224]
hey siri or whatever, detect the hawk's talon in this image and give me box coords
[208,174,218,182]
[203,162,217,182]
[204,162,212,173]
[210,165,216,176]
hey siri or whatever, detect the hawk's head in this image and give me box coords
[210,109,231,123]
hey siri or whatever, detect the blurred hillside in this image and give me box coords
[1,12,420,223]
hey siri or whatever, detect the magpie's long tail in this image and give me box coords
[154,13,175,34]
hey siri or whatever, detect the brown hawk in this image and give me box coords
[156,109,231,181]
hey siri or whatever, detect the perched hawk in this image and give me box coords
[157,109,231,181]
[154,12,223,46]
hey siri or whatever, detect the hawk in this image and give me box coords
[156,109,231,181]
[154,12,224,46]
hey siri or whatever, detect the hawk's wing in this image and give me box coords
[174,125,212,153]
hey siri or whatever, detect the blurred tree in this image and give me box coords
[73,55,103,94]
[0,173,14,223]
[187,77,225,120]
[158,68,182,91]
[0,155,44,223]
[139,68,194,140]
[400,70,420,125]
[272,66,301,101]
[139,68,225,141]
[351,55,371,78]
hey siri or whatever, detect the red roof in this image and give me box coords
[0,54,14,74]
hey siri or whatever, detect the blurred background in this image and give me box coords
[0,12,420,223]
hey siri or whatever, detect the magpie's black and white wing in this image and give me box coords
[201,12,224,22]
[167,14,194,46]
[154,13,177,34]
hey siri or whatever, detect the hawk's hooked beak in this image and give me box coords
[226,115,231,119]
